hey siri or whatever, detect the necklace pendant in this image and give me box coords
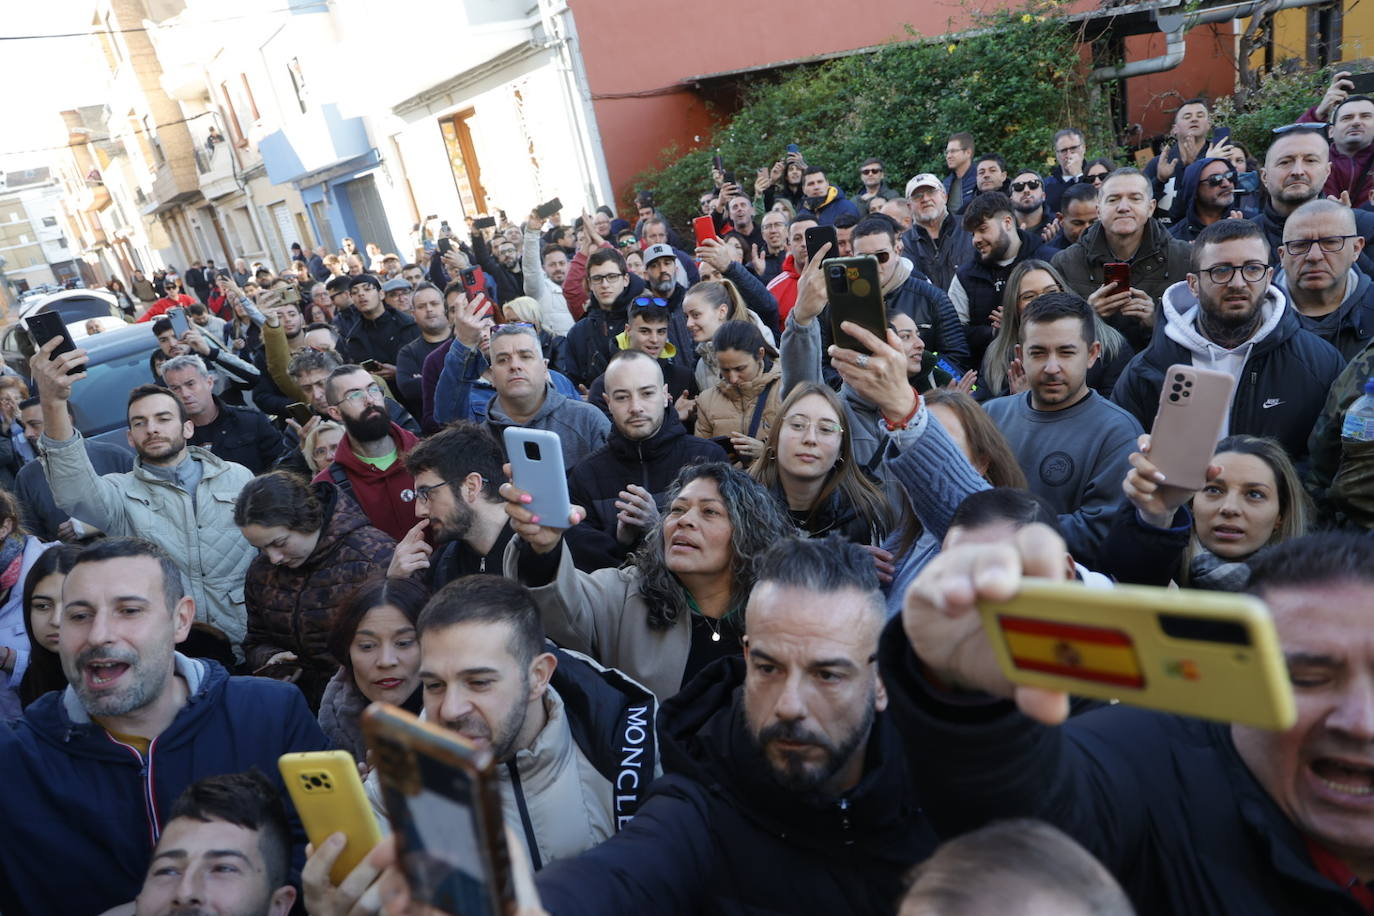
[711,631,720,642]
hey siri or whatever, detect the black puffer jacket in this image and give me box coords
[243,483,397,709]
[534,656,938,915]
[560,275,650,387]
[565,411,726,570]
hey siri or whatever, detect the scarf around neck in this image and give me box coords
[881,257,914,298]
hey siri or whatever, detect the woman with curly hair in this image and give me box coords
[503,461,794,699]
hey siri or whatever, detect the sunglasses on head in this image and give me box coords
[1200,170,1238,188]
[1272,122,1328,139]
[1010,179,1042,192]
[631,296,670,308]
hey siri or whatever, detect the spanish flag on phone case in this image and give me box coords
[997,615,1145,689]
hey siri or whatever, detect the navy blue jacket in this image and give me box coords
[535,655,938,915]
[798,187,861,227]
[878,617,1372,915]
[0,656,330,916]
[956,228,1058,367]
[1251,203,1374,277]
[943,168,978,214]
[1288,266,1374,362]
[900,214,975,291]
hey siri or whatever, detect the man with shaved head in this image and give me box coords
[1279,198,1374,360]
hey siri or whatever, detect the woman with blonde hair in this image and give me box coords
[980,259,1132,400]
[301,420,345,474]
[502,295,566,368]
[682,279,775,391]
[749,382,890,543]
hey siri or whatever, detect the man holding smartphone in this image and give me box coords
[340,274,419,382]
[1297,70,1374,201]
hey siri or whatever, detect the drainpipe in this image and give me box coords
[1090,0,1326,81]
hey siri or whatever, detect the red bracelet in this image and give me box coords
[881,390,922,432]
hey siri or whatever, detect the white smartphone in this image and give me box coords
[503,427,574,529]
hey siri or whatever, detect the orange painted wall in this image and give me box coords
[1123,22,1239,138]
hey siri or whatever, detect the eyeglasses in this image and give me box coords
[332,383,386,406]
[589,272,625,286]
[1272,122,1328,138]
[860,167,883,175]
[415,479,454,503]
[1200,170,1238,188]
[1056,143,1083,156]
[1196,262,1270,284]
[631,296,669,308]
[1010,180,1042,192]
[783,414,844,437]
[1282,234,1359,256]
[866,251,893,264]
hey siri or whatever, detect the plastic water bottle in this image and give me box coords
[1341,377,1374,442]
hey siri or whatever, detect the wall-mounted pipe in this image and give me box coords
[1090,0,1326,82]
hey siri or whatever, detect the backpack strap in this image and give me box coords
[328,463,355,501]
[747,378,777,439]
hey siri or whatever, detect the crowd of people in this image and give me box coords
[1,68,1374,916]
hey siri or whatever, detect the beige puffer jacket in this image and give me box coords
[42,433,254,650]
[692,363,783,442]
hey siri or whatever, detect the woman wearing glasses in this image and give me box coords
[234,470,397,710]
[748,382,890,543]
[980,260,1131,400]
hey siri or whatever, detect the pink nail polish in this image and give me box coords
[530,515,540,524]
[521,494,532,504]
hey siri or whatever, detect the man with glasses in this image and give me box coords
[315,363,420,540]
[381,277,414,315]
[1010,170,1052,235]
[1297,70,1374,201]
[855,158,897,215]
[1278,198,1374,360]
[1112,219,1343,461]
[566,350,724,569]
[1044,128,1086,212]
[951,192,1056,368]
[759,210,788,284]
[563,248,645,388]
[1169,157,1242,242]
[943,131,977,214]
[900,173,975,291]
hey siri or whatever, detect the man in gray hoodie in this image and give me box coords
[483,323,609,467]
[1112,219,1343,462]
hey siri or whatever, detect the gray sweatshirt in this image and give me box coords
[984,390,1141,567]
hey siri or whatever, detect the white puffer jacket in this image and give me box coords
[41,433,254,650]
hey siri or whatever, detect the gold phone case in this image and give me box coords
[278,750,382,886]
[979,579,1295,730]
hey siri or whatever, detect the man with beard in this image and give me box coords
[387,421,514,589]
[134,771,297,916]
[523,215,576,335]
[486,535,938,914]
[949,192,1057,370]
[984,292,1141,567]
[1250,127,1374,269]
[314,364,420,541]
[566,351,725,570]
[1010,169,1052,235]
[1170,157,1242,242]
[471,222,525,303]
[0,538,327,915]
[900,173,975,291]
[641,243,705,366]
[1112,219,1343,461]
[1053,168,1190,352]
[33,340,255,653]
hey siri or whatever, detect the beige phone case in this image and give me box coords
[1148,364,1235,491]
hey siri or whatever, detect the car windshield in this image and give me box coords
[71,346,156,438]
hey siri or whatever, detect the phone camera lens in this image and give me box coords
[309,775,322,786]
[1171,384,1182,393]
[827,265,843,279]
[1184,380,1193,388]
[1173,373,1185,382]
[1168,393,1180,402]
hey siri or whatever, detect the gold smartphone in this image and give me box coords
[362,703,514,916]
[978,579,1296,730]
[278,750,382,886]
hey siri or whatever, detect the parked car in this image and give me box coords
[2,289,127,376]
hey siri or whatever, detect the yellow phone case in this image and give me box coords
[978,579,1296,730]
[279,750,383,886]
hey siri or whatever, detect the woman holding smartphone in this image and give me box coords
[693,320,783,465]
[1115,433,1311,590]
[502,461,792,700]
[235,471,397,710]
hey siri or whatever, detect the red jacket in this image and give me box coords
[312,422,419,541]
[137,293,196,322]
[1299,103,1374,203]
[767,253,801,321]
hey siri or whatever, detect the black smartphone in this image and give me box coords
[825,256,887,354]
[437,237,454,257]
[24,311,81,375]
[361,359,384,373]
[712,152,725,173]
[472,216,497,230]
[805,225,838,264]
[1351,71,1374,95]
[535,197,562,220]
[1209,126,1232,146]
[286,402,313,425]
[722,171,737,187]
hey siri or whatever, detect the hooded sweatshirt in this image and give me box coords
[1111,281,1345,460]
[797,185,862,227]
[485,383,610,469]
[312,422,420,541]
[1169,156,1245,242]
[534,655,938,915]
[1281,266,1374,361]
